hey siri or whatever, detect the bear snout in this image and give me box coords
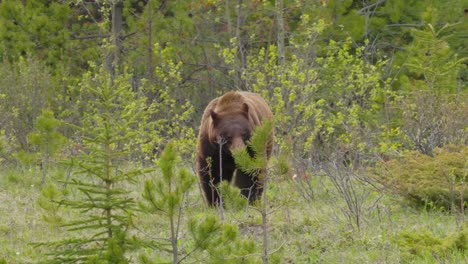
[229,137,246,152]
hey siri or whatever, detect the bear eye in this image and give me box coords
[242,132,249,141]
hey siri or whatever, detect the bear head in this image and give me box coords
[209,103,252,153]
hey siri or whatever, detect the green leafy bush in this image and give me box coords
[371,145,467,210]
[134,43,196,159]
[221,27,389,160]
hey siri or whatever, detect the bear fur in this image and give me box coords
[196,91,273,206]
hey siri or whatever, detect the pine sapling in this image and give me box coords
[35,65,150,263]
[140,142,195,263]
[27,108,66,185]
[232,120,284,264]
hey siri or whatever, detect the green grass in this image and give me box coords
[0,166,59,262]
[0,165,466,263]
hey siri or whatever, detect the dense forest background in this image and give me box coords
[0,0,466,159]
[0,0,467,263]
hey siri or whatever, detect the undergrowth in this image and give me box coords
[1,163,467,263]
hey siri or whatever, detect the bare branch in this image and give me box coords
[357,0,387,15]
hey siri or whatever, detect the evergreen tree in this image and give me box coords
[27,108,66,185]
[404,23,467,92]
[232,120,286,263]
[140,142,259,263]
[0,0,71,66]
[395,23,467,155]
[140,142,195,263]
[36,64,151,263]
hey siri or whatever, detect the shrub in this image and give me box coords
[396,226,467,261]
[371,145,467,210]
[0,57,52,151]
[220,23,390,161]
[0,130,10,164]
[399,92,468,156]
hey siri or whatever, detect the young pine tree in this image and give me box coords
[27,108,66,185]
[140,143,258,263]
[140,142,195,263]
[232,120,286,264]
[36,64,151,263]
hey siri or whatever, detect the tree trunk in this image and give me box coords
[276,0,285,66]
[235,0,247,90]
[146,0,154,81]
[108,0,123,77]
[225,0,232,37]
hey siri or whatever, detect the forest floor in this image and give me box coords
[0,165,466,263]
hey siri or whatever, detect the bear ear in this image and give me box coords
[210,110,219,125]
[242,103,249,117]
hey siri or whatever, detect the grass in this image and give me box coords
[0,166,58,262]
[0,164,466,263]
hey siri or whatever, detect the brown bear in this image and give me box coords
[196,91,273,206]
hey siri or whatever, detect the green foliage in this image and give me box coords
[218,181,249,211]
[28,109,66,153]
[324,0,365,40]
[0,130,9,163]
[137,43,196,158]
[396,226,467,261]
[0,57,52,150]
[365,0,425,45]
[233,120,273,176]
[140,142,195,263]
[0,1,467,262]
[223,33,389,159]
[188,215,257,264]
[35,64,152,263]
[404,23,467,92]
[0,0,71,66]
[232,120,286,263]
[140,142,259,263]
[103,229,129,264]
[313,38,389,153]
[0,0,109,75]
[380,22,467,156]
[28,108,67,184]
[38,183,64,225]
[371,145,468,210]
[142,142,195,217]
[2,159,468,263]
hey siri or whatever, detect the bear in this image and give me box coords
[196,91,274,206]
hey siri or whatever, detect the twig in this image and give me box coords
[357,0,387,15]
[216,137,227,222]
